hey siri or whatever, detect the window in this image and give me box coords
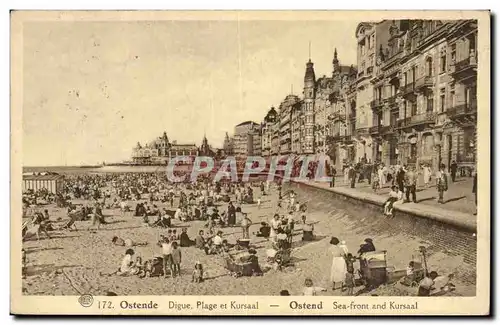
[423,134,434,156]
[367,36,371,49]
[403,72,408,86]
[440,52,446,73]
[451,44,456,63]
[440,88,446,112]
[450,83,455,108]
[410,142,417,158]
[411,101,417,116]
[412,66,417,83]
[426,57,433,76]
[426,93,434,112]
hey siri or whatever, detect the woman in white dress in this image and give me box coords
[329,237,347,291]
[269,214,281,243]
[423,164,432,188]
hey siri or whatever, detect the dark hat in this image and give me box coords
[248,248,257,255]
[364,238,373,243]
[330,237,340,245]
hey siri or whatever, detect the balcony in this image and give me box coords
[330,111,346,121]
[398,112,436,129]
[447,102,477,125]
[355,127,369,137]
[369,125,381,135]
[401,82,416,97]
[407,157,417,164]
[380,125,395,135]
[385,95,398,110]
[451,54,477,80]
[370,99,384,110]
[415,76,434,91]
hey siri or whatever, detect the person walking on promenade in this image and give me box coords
[422,164,432,188]
[436,164,448,204]
[404,166,417,203]
[472,170,477,215]
[450,160,458,182]
[378,164,386,188]
[343,166,349,185]
[396,165,406,193]
[372,167,380,193]
[348,165,357,188]
[330,165,337,188]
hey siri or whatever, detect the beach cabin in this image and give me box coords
[22,174,65,194]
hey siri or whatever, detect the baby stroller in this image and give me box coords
[358,250,388,288]
[141,256,165,278]
[235,239,251,251]
[224,254,261,278]
[266,248,293,271]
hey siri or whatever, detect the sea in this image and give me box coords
[23,165,171,174]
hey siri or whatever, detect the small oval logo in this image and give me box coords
[78,294,94,307]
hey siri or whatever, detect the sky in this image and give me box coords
[23,19,358,166]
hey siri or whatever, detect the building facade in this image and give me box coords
[232,121,261,158]
[261,107,278,157]
[368,19,477,172]
[354,22,377,163]
[131,131,210,164]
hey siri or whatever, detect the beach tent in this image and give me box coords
[22,174,65,194]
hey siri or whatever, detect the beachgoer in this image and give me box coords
[302,278,327,296]
[329,237,347,290]
[192,262,204,283]
[171,242,182,277]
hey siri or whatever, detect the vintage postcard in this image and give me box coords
[11,10,490,316]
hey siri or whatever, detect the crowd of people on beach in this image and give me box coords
[22,165,458,296]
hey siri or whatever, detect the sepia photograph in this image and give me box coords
[10,10,490,315]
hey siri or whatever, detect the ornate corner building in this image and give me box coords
[357,19,477,172]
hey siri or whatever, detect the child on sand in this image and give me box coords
[192,262,204,283]
[344,253,356,295]
[171,242,182,277]
[302,278,327,296]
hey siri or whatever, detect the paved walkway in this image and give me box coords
[325,174,476,215]
[299,174,477,232]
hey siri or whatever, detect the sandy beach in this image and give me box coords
[21,180,475,297]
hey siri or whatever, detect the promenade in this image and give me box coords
[317,174,476,215]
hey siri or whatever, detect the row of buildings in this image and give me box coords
[225,19,478,173]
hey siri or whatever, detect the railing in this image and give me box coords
[355,127,369,136]
[369,125,381,134]
[370,99,383,109]
[341,135,352,143]
[415,75,434,89]
[447,102,478,117]
[397,112,436,128]
[409,112,436,125]
[401,82,415,96]
[386,95,397,107]
[453,55,477,73]
[380,125,395,134]
[457,155,475,163]
[407,157,417,164]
